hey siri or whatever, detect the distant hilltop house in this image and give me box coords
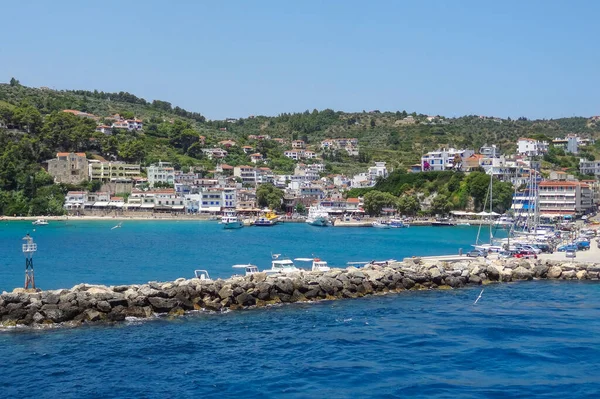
[250,153,264,164]
[517,138,548,157]
[46,152,89,184]
[320,138,359,155]
[111,119,143,131]
[218,139,236,148]
[95,125,112,135]
[292,140,306,149]
[202,148,228,160]
[62,109,99,120]
[247,134,271,141]
[284,150,318,161]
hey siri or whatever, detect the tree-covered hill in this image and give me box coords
[1,78,599,215]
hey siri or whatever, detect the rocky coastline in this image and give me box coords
[1,257,598,329]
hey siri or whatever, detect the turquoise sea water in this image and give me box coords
[0,221,500,292]
[3,221,600,398]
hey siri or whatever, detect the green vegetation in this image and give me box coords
[1,79,599,215]
[351,170,514,216]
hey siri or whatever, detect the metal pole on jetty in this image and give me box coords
[22,234,37,289]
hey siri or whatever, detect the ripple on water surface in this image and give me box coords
[2,281,600,398]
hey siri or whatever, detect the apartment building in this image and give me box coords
[147,161,175,187]
[538,181,593,216]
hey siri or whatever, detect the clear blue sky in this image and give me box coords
[1,0,598,120]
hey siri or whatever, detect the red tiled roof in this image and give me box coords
[57,152,86,157]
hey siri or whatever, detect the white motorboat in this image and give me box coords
[305,206,330,227]
[232,264,259,276]
[222,209,244,229]
[194,269,211,281]
[32,218,49,226]
[264,259,301,275]
[372,221,391,229]
[295,257,331,272]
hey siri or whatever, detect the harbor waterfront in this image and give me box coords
[0,220,506,292]
[2,221,600,398]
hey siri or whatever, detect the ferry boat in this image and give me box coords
[254,211,279,227]
[305,206,330,227]
[221,209,244,229]
[264,258,301,275]
[294,257,331,272]
[32,218,49,226]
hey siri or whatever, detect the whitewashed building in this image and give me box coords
[517,138,548,157]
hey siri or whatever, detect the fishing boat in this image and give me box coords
[389,219,409,228]
[305,206,330,227]
[232,264,259,276]
[264,258,301,275]
[294,257,331,272]
[254,210,279,226]
[194,269,212,281]
[221,209,244,229]
[372,221,391,229]
[32,218,49,226]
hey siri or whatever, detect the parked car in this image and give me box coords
[531,243,553,253]
[557,244,578,252]
[498,250,516,258]
[576,241,590,251]
[566,250,576,259]
[466,249,488,258]
[513,250,537,259]
[516,245,542,254]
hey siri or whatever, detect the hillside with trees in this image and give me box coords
[1,79,599,216]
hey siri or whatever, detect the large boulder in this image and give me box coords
[533,264,549,278]
[487,266,500,281]
[547,266,563,279]
[273,279,294,295]
[512,266,533,281]
[147,297,178,313]
[218,285,234,300]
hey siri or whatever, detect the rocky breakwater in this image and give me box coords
[2,258,599,328]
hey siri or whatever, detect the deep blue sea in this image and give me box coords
[2,221,599,398]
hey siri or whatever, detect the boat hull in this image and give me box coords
[223,221,244,229]
[306,217,329,227]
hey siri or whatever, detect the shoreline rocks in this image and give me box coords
[1,258,597,329]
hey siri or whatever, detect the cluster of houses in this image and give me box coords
[416,136,599,217]
[62,110,143,134]
[48,149,387,215]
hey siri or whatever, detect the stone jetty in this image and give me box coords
[1,257,599,328]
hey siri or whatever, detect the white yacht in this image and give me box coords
[32,218,49,226]
[264,259,301,275]
[295,257,331,272]
[221,209,243,229]
[305,206,330,227]
[232,264,259,276]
